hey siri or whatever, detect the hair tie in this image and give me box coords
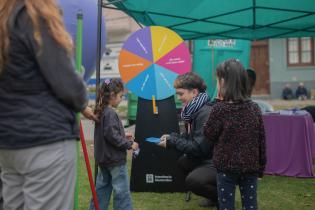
[104,79,111,85]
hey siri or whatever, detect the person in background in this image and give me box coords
[246,68,256,96]
[158,72,218,208]
[282,84,294,100]
[246,68,274,113]
[89,79,138,210]
[296,82,308,100]
[301,106,315,123]
[204,59,266,210]
[0,0,97,209]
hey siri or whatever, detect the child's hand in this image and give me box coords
[131,142,139,150]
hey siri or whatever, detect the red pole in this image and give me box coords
[79,121,100,210]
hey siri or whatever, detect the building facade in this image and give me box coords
[268,38,315,99]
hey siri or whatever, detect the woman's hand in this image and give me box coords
[160,134,170,141]
[158,134,169,148]
[81,106,98,121]
[158,139,167,148]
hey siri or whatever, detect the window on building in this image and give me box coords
[287,37,314,66]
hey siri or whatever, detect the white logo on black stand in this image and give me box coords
[146,174,154,183]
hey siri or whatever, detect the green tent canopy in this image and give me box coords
[105,0,315,40]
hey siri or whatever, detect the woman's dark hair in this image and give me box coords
[94,78,124,116]
[216,59,250,102]
[174,72,207,93]
[246,68,256,96]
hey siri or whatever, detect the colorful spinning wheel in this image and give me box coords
[118,26,191,100]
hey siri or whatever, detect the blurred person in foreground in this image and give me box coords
[0,171,2,210]
[0,0,97,209]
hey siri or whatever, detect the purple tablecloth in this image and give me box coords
[263,113,315,177]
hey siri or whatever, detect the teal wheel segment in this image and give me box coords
[125,64,157,100]
[153,64,178,100]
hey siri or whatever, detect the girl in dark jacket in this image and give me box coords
[158,72,218,208]
[90,79,138,210]
[204,59,266,210]
[0,0,97,209]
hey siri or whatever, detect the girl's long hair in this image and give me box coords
[0,0,73,72]
[216,59,250,102]
[94,79,124,117]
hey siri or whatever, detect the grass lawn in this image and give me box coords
[78,100,315,209]
[77,145,315,210]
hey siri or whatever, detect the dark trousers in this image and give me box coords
[178,155,218,202]
[217,172,258,210]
